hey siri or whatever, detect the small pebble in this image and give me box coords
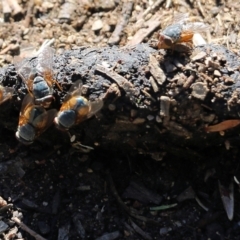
[160,227,172,235]
[213,70,221,77]
[156,115,162,123]
[0,221,8,234]
[66,35,76,44]
[108,104,116,111]
[147,115,154,121]
[70,135,76,142]
[191,51,206,62]
[191,82,209,100]
[92,19,103,31]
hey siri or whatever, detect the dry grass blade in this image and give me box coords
[218,181,234,221]
[205,120,240,132]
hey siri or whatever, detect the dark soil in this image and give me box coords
[1,1,240,240]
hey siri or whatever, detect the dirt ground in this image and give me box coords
[1,0,240,240]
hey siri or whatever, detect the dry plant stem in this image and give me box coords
[108,1,133,45]
[165,0,172,8]
[127,13,162,46]
[197,0,206,18]
[130,220,152,240]
[95,64,135,96]
[7,0,23,15]
[12,217,47,240]
[24,0,34,28]
[0,204,13,213]
[0,44,18,55]
[139,0,165,21]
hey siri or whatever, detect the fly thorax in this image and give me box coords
[74,97,88,111]
[33,76,52,99]
[162,24,183,42]
[29,68,38,81]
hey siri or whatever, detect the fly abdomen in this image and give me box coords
[55,110,76,130]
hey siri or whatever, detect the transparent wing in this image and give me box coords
[36,46,55,76]
[63,80,83,102]
[18,94,35,125]
[14,45,37,83]
[172,12,189,24]
[20,94,34,113]
[183,22,209,33]
[0,86,14,104]
[35,109,57,137]
[14,57,32,84]
[69,80,83,95]
[87,99,103,119]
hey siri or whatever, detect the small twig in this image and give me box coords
[108,1,133,45]
[0,43,19,55]
[127,13,162,46]
[12,217,47,240]
[138,0,164,21]
[130,219,152,240]
[95,64,135,96]
[0,204,13,213]
[165,0,172,8]
[24,0,34,28]
[196,0,206,18]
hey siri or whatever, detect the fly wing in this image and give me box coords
[14,45,37,84]
[63,80,83,102]
[14,57,32,85]
[0,86,14,104]
[34,109,57,137]
[18,94,35,125]
[36,46,54,76]
[87,99,103,119]
[172,12,189,24]
[183,22,209,33]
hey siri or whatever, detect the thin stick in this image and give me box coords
[108,2,133,45]
[12,217,47,240]
[24,0,34,28]
[139,0,165,21]
[165,0,172,8]
[197,0,206,18]
[127,13,162,46]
